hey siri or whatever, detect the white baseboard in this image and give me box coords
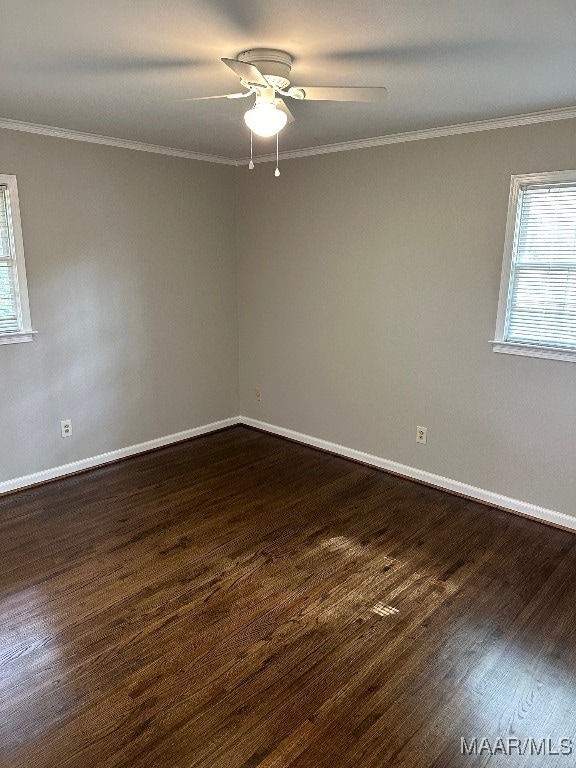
[240,416,576,533]
[2,414,574,534]
[0,417,240,496]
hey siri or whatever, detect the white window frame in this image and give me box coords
[0,174,35,345]
[492,170,576,363]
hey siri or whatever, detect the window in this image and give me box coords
[0,175,34,345]
[493,171,576,362]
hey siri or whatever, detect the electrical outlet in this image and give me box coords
[255,388,262,402]
[416,426,427,444]
[61,419,72,438]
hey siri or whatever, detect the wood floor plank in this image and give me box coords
[1,426,575,768]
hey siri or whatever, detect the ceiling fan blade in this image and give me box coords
[170,92,251,103]
[28,56,210,75]
[276,99,295,124]
[325,42,512,66]
[208,0,262,33]
[297,86,388,102]
[221,58,269,87]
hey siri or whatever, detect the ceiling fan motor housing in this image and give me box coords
[238,49,293,91]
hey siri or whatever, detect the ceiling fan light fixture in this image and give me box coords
[244,102,287,138]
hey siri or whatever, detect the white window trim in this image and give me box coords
[491,169,576,363]
[0,174,36,345]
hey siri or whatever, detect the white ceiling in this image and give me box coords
[0,0,574,160]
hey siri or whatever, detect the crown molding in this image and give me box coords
[240,105,576,165]
[2,105,575,167]
[0,116,238,165]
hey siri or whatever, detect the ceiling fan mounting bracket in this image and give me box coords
[237,49,293,91]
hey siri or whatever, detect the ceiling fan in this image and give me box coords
[177,48,388,139]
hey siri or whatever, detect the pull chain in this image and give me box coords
[248,131,254,170]
[275,132,280,177]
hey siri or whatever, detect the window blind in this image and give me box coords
[506,182,576,349]
[0,184,21,333]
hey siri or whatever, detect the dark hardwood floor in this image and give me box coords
[1,426,576,768]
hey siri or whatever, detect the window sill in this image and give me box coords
[491,340,576,363]
[0,331,37,346]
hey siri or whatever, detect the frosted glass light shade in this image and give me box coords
[244,103,287,137]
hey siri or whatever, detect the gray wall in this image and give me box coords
[237,120,576,517]
[2,120,575,517]
[0,130,238,482]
